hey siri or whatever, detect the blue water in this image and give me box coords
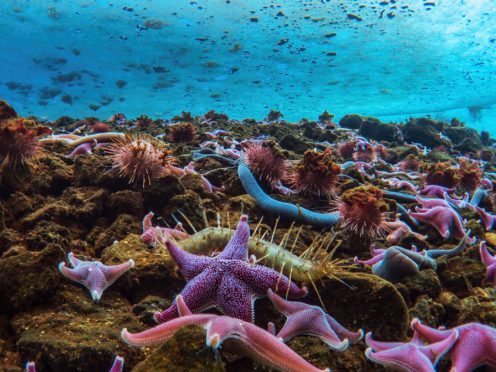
[1,0,495,134]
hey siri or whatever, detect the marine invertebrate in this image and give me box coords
[423,161,459,188]
[286,148,341,197]
[0,118,51,167]
[365,327,458,372]
[40,132,126,146]
[337,186,389,238]
[135,114,153,128]
[0,99,18,120]
[58,252,134,301]
[106,134,174,186]
[141,211,189,247]
[242,140,289,186]
[419,184,455,198]
[122,295,329,372]
[386,177,418,193]
[168,122,196,142]
[91,121,110,133]
[457,158,483,192]
[476,207,496,231]
[396,154,422,172]
[352,140,376,162]
[66,139,97,158]
[153,215,307,323]
[479,241,496,286]
[412,318,496,372]
[267,289,362,350]
[337,140,357,159]
[265,109,283,122]
[410,206,469,240]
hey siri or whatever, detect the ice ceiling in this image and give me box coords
[0,0,495,132]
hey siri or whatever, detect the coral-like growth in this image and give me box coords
[168,122,196,143]
[397,154,422,172]
[242,140,288,186]
[91,122,110,133]
[265,110,283,122]
[423,161,459,188]
[171,111,192,122]
[318,111,336,127]
[338,186,389,237]
[286,148,341,197]
[457,158,482,191]
[0,100,18,121]
[0,118,51,167]
[135,115,153,128]
[337,140,357,159]
[352,141,377,162]
[204,110,228,121]
[106,134,174,187]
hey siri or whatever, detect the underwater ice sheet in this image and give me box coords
[1,0,495,133]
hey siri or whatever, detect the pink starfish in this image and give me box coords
[386,178,418,193]
[416,195,452,209]
[266,289,362,351]
[410,206,468,240]
[383,218,427,244]
[412,318,496,372]
[58,252,134,301]
[365,327,458,372]
[420,185,456,198]
[66,139,97,158]
[122,295,329,372]
[153,215,307,323]
[475,207,496,231]
[141,212,190,247]
[166,163,224,193]
[480,241,496,286]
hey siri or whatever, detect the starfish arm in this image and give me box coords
[475,207,495,231]
[325,313,363,343]
[449,210,468,239]
[58,262,88,283]
[354,253,385,266]
[218,215,250,260]
[206,317,330,372]
[419,329,458,366]
[121,314,214,347]
[101,259,134,287]
[365,344,436,372]
[154,269,219,323]
[216,275,255,322]
[450,324,496,372]
[410,318,453,343]
[108,356,124,372]
[165,240,213,280]
[67,252,85,267]
[365,332,413,351]
[25,361,36,372]
[479,241,496,267]
[267,288,309,315]
[142,212,154,232]
[240,264,307,299]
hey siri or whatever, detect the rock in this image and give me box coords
[94,214,141,255]
[0,228,22,255]
[409,295,445,327]
[299,121,337,142]
[0,244,64,314]
[12,287,144,370]
[359,118,403,143]
[396,269,442,306]
[279,134,312,154]
[73,155,128,190]
[166,190,206,228]
[457,287,496,326]
[141,175,185,210]
[339,114,363,129]
[132,325,224,372]
[438,257,485,298]
[25,221,71,251]
[436,291,463,324]
[179,173,204,194]
[106,190,144,219]
[318,272,409,341]
[443,126,483,152]
[29,154,73,195]
[228,195,257,214]
[0,100,17,121]
[402,118,452,148]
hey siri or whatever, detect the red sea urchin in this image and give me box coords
[337,185,389,237]
[242,140,288,186]
[287,148,341,197]
[0,118,51,167]
[106,134,174,187]
[168,122,196,143]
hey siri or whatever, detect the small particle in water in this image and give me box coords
[119,35,128,40]
[277,38,289,45]
[324,32,337,38]
[347,13,363,21]
[89,104,100,111]
[72,48,80,56]
[61,94,73,105]
[250,17,259,22]
[123,6,133,11]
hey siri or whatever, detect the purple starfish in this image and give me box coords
[420,185,455,198]
[475,207,496,231]
[365,327,458,372]
[386,177,418,193]
[410,206,469,240]
[25,355,123,372]
[480,241,496,286]
[122,295,329,372]
[153,214,307,323]
[66,139,97,158]
[58,252,134,301]
[141,212,190,247]
[412,318,496,372]
[266,289,363,351]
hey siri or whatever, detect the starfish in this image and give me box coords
[122,295,329,372]
[166,162,224,193]
[141,211,190,247]
[365,327,458,372]
[420,185,455,198]
[410,206,469,240]
[475,207,496,231]
[480,241,496,286]
[25,355,124,372]
[66,139,97,158]
[412,318,496,372]
[153,215,307,323]
[58,252,134,301]
[383,218,427,244]
[266,289,363,351]
[386,178,418,193]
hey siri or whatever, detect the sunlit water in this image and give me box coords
[1,0,495,134]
